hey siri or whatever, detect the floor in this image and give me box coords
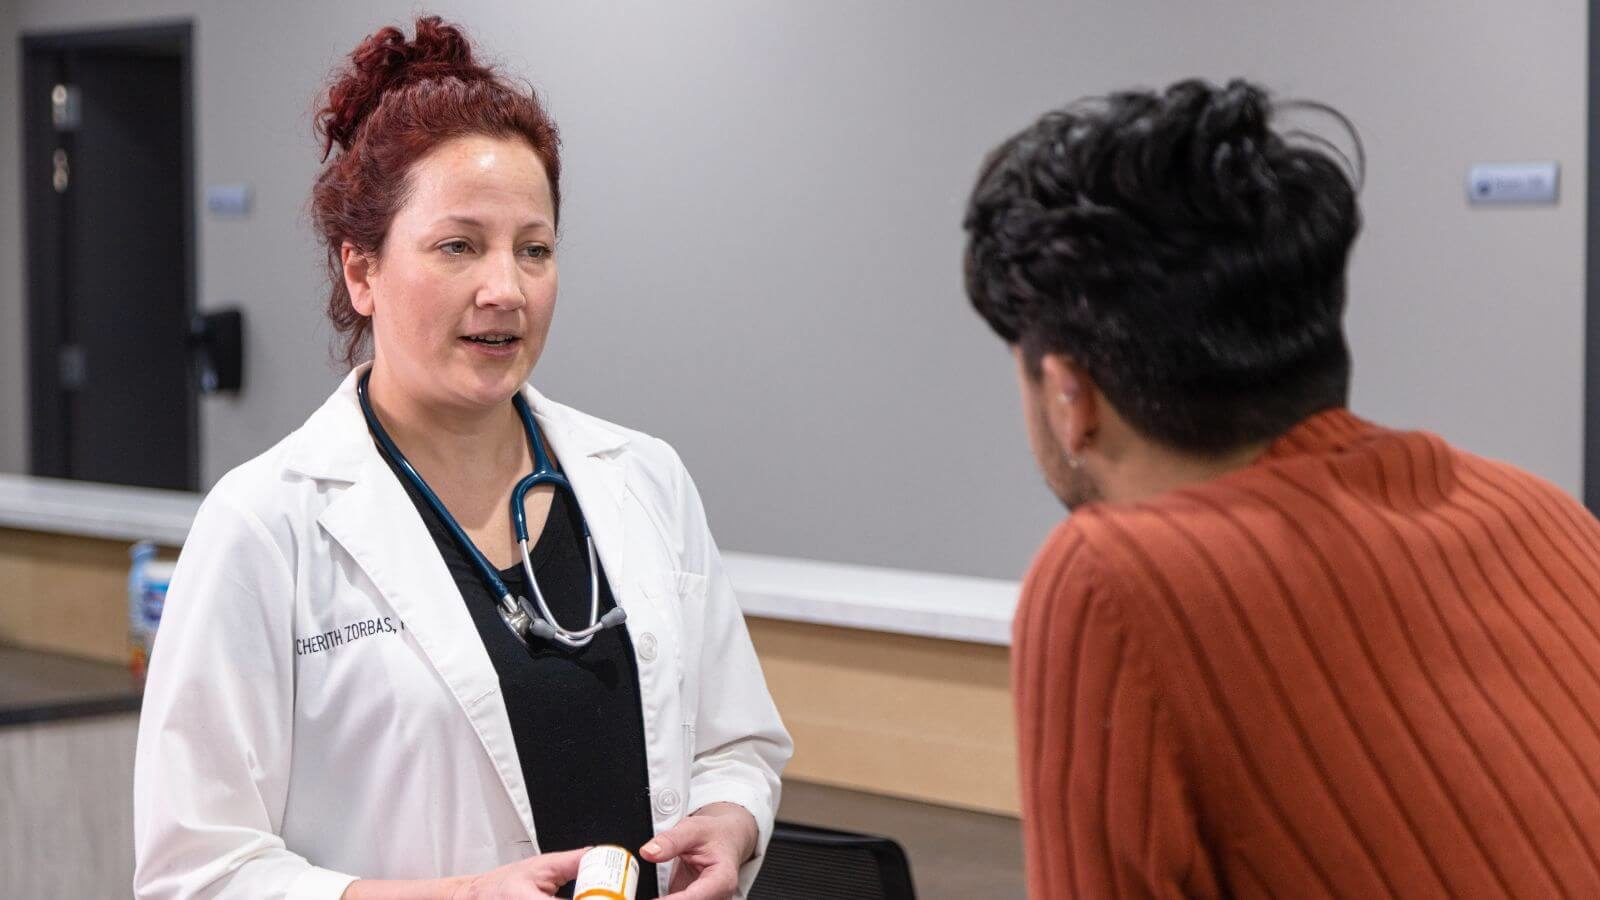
[777,780,1024,899]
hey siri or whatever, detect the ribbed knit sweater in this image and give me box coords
[1014,409,1600,898]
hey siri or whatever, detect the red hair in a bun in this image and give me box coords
[310,15,561,366]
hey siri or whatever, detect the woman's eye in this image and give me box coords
[521,244,552,261]
[440,240,470,256]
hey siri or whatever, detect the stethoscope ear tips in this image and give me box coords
[519,603,625,648]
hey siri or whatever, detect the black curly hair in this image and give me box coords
[963,79,1363,455]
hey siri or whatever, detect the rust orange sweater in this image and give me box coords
[1014,409,1600,898]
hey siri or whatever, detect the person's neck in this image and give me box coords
[366,364,527,495]
[1102,439,1270,505]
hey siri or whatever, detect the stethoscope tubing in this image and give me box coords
[357,371,619,650]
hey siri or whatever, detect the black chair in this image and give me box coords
[748,820,917,899]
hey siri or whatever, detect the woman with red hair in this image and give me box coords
[133,17,790,900]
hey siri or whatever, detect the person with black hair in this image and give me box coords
[967,79,1600,897]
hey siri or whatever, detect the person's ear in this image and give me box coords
[1038,354,1098,458]
[341,242,376,317]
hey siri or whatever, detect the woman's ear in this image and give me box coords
[1038,354,1099,457]
[341,242,376,317]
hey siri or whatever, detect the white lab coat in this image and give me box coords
[133,366,792,900]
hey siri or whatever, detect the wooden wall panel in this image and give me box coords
[0,529,169,665]
[0,525,178,666]
[747,617,1018,816]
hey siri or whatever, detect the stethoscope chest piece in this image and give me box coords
[498,598,535,642]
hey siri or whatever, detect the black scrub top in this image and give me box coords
[379,449,659,898]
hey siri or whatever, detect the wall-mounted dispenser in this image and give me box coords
[188,309,244,394]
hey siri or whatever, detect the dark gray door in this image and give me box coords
[23,24,197,491]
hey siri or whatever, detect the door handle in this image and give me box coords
[58,344,86,391]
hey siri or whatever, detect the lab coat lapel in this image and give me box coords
[317,448,541,846]
[576,455,630,600]
[529,392,632,603]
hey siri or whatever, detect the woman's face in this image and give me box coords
[349,133,557,413]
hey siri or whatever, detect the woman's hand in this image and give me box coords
[450,847,589,900]
[640,802,759,900]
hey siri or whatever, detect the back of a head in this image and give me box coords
[963,79,1363,456]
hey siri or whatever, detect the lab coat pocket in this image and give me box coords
[683,721,698,783]
[458,839,537,873]
[667,571,708,694]
[670,571,708,606]
[660,570,708,640]
[639,570,698,680]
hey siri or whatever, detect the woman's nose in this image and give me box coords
[476,252,526,310]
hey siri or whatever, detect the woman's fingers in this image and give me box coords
[658,862,738,900]
[640,817,702,864]
[528,846,589,888]
[643,817,742,900]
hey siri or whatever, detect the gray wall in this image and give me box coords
[0,1,1588,579]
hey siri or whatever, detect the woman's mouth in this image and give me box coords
[460,332,522,356]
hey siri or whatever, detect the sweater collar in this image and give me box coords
[1260,407,1380,462]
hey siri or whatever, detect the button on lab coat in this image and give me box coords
[133,366,793,899]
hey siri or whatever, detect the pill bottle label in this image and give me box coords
[574,844,638,900]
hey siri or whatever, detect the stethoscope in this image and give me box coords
[357,370,627,650]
